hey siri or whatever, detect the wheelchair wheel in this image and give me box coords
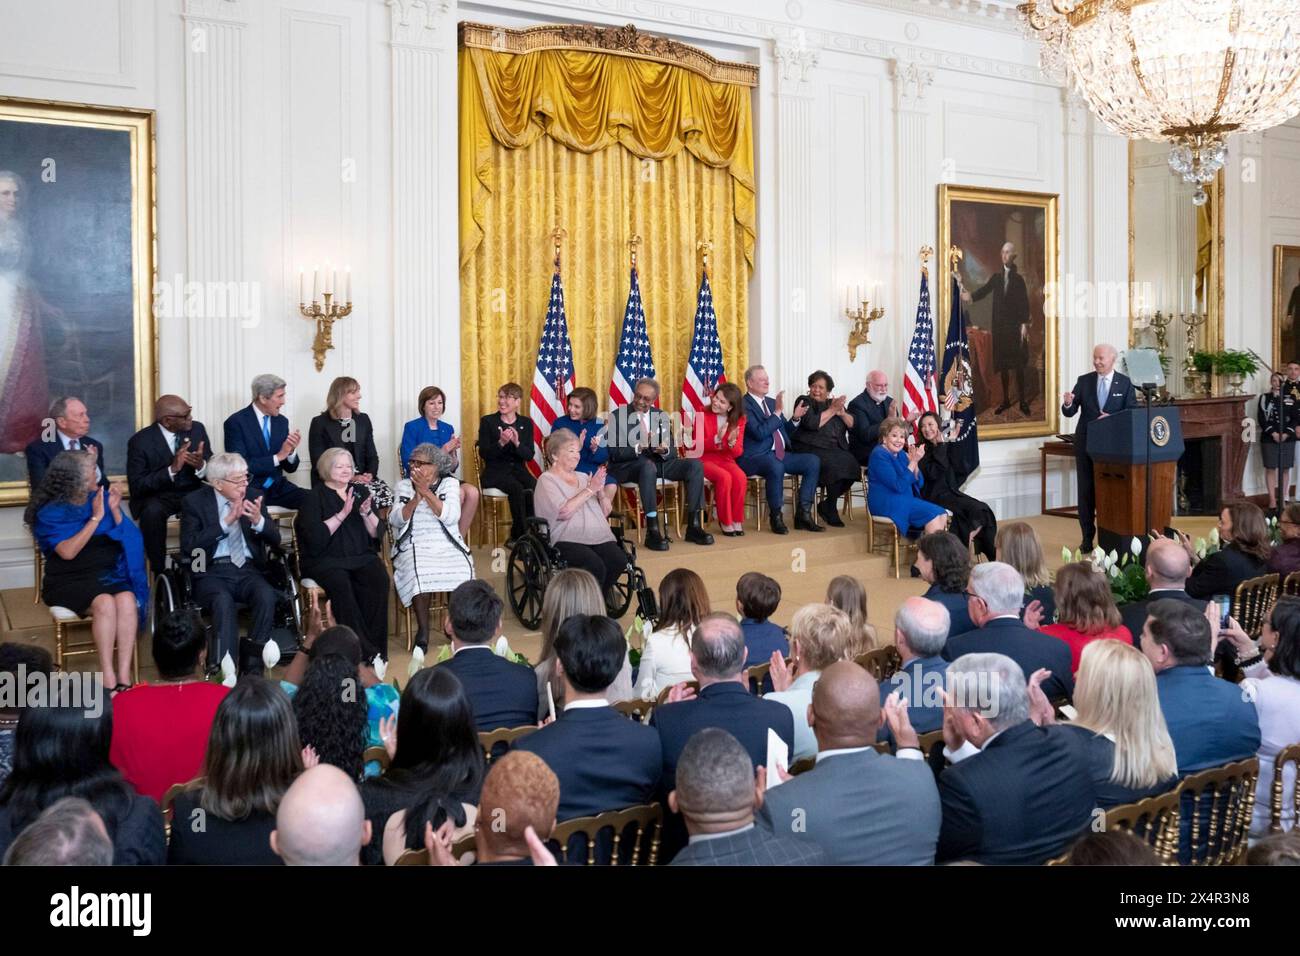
[606,561,635,619]
[150,572,176,636]
[506,536,549,630]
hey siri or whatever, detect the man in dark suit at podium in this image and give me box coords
[1061,344,1137,552]
[127,395,212,574]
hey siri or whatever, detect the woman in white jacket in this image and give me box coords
[637,568,710,701]
[390,443,474,651]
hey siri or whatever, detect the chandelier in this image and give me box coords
[1019,0,1300,205]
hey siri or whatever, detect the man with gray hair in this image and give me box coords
[737,364,822,533]
[24,395,108,490]
[669,728,824,866]
[271,764,371,866]
[223,373,305,509]
[1118,536,1207,644]
[2,797,113,866]
[879,596,951,744]
[181,451,282,671]
[943,561,1073,700]
[848,369,908,464]
[888,652,1096,864]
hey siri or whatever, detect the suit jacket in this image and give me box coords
[127,421,213,511]
[1156,664,1261,774]
[668,824,826,866]
[308,412,379,486]
[605,404,680,468]
[1060,370,1138,455]
[477,412,536,473]
[651,681,795,793]
[514,705,662,821]
[1058,723,1180,810]
[943,616,1075,700]
[437,646,539,732]
[223,405,300,489]
[847,390,891,459]
[969,264,1031,364]
[936,720,1096,865]
[878,655,949,745]
[1119,589,1206,646]
[180,486,281,572]
[923,583,974,637]
[1185,544,1270,601]
[758,748,941,865]
[26,434,107,490]
[738,394,793,464]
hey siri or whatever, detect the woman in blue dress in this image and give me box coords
[399,385,478,539]
[552,387,617,507]
[867,417,947,537]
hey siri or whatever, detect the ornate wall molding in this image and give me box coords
[892,59,934,110]
[774,40,819,93]
[182,0,248,24]
[388,0,452,48]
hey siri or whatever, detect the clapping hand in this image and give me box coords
[379,714,398,761]
[278,429,301,461]
[587,467,606,493]
[171,438,192,473]
[240,497,262,522]
[301,745,320,769]
[1026,669,1056,726]
[90,488,106,522]
[1023,599,1045,631]
[444,435,462,454]
[183,440,205,469]
[791,398,809,419]
[883,690,920,750]
[338,486,356,518]
[665,681,697,704]
[424,819,458,867]
[769,650,794,692]
[589,433,601,453]
[107,483,125,517]
[773,390,785,415]
[907,443,925,468]
[941,689,966,753]
[359,492,373,517]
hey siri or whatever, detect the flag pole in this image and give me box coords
[552,226,567,274]
[697,239,712,278]
[629,234,642,274]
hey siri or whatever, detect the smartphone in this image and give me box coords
[1215,595,1232,629]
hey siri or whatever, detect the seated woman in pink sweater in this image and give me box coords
[1040,561,1133,674]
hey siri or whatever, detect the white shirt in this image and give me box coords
[563,699,609,712]
[160,423,206,479]
[252,404,297,464]
[897,728,1006,763]
[453,644,494,656]
[59,431,103,481]
[815,745,876,764]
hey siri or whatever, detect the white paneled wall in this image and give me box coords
[0,0,1282,586]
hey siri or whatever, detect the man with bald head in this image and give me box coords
[879,596,950,745]
[1118,537,1207,645]
[127,394,212,573]
[1062,343,1137,551]
[758,661,941,865]
[271,764,371,866]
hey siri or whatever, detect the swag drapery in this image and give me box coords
[458,26,756,475]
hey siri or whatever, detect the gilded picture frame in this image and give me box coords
[938,184,1059,441]
[0,97,157,506]
[1273,244,1300,371]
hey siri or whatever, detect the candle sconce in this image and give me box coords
[846,295,885,362]
[298,265,353,372]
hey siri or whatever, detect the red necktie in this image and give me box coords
[770,400,785,460]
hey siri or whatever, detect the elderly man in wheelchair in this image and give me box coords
[507,431,654,630]
[157,451,299,675]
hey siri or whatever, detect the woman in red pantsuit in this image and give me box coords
[701,382,748,536]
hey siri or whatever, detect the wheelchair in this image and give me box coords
[151,543,304,676]
[506,512,656,630]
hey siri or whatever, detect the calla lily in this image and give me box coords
[1072,548,1082,562]
[222,671,237,688]
[1092,546,1104,560]
[1061,546,1073,563]
[1208,528,1220,545]
[220,652,236,680]
[261,639,281,669]
[1109,564,1120,578]
[494,636,512,658]
[1102,554,1113,570]
[1108,549,1119,565]
[435,644,452,664]
[1131,536,1143,556]
[372,654,387,681]
[408,646,426,678]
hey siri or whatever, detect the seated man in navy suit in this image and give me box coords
[737,365,822,534]
[180,452,282,672]
[222,373,306,510]
[1118,538,1206,646]
[944,561,1074,701]
[892,652,1096,865]
[847,369,907,465]
[878,596,950,746]
[515,613,661,822]
[127,394,213,574]
[25,396,107,490]
[437,580,538,732]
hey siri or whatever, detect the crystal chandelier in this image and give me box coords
[1019,0,1300,205]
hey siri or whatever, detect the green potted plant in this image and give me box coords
[1191,350,1215,397]
[1212,349,1260,396]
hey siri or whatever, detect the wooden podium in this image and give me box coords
[1090,406,1185,546]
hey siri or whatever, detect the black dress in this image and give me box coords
[918,440,997,560]
[40,536,129,616]
[791,397,860,490]
[167,791,281,865]
[359,775,479,865]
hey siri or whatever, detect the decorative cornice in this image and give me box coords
[182,0,247,24]
[459,21,759,87]
[774,40,819,90]
[389,0,452,49]
[846,0,1021,32]
[892,58,934,110]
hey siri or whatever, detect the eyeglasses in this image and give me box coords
[410,460,434,468]
[222,475,250,486]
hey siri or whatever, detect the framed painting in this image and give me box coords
[0,97,156,505]
[939,184,1059,440]
[1274,244,1300,370]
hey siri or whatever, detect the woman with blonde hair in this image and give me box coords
[637,569,710,700]
[1040,561,1133,673]
[533,569,632,719]
[767,604,855,759]
[308,377,385,502]
[825,575,877,656]
[1030,639,1179,808]
[995,521,1055,623]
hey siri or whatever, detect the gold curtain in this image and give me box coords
[459,42,754,475]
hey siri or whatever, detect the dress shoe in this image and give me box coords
[644,515,670,551]
[794,506,824,532]
[770,513,790,535]
[817,498,845,528]
[1019,401,1031,415]
[995,402,1011,414]
[685,511,714,545]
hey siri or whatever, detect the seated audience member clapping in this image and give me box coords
[916,411,996,560]
[699,381,749,537]
[887,653,1097,865]
[2,797,114,866]
[360,667,484,865]
[109,611,229,802]
[181,452,282,671]
[533,430,626,599]
[1026,639,1179,809]
[400,386,479,539]
[826,575,877,656]
[736,572,788,670]
[1179,502,1271,601]
[1036,561,1134,672]
[878,597,950,746]
[0,644,52,790]
[638,568,710,700]
[553,387,617,507]
[0,702,165,865]
[517,615,661,823]
[126,394,211,574]
[916,531,975,636]
[272,764,370,866]
[867,417,947,539]
[295,448,390,662]
[26,450,148,692]
[1117,537,1205,645]
[437,580,538,731]
[222,374,306,510]
[1270,503,1300,577]
[761,661,941,865]
[535,569,633,719]
[477,382,536,544]
[669,728,824,866]
[790,370,860,528]
[24,396,108,491]
[168,677,303,865]
[995,521,1056,623]
[390,443,475,653]
[766,604,855,761]
[943,562,1074,701]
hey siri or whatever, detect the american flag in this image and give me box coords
[609,267,657,408]
[528,267,576,477]
[902,271,939,422]
[680,269,726,434]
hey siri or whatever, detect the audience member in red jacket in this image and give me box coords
[1039,561,1133,673]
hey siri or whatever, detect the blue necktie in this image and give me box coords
[1097,376,1108,411]
[261,415,274,488]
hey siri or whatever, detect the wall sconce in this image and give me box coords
[844,281,884,362]
[299,263,353,372]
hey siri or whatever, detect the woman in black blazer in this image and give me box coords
[1181,502,1272,601]
[477,382,536,542]
[308,376,382,490]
